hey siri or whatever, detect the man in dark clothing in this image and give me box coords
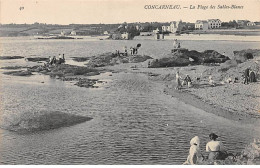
[249,70,257,82]
[244,68,250,84]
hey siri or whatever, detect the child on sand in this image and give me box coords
[184,74,192,88]
[208,76,215,87]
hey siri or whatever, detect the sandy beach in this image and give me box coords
[102,52,260,124]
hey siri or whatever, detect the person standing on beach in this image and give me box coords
[244,68,250,84]
[173,39,178,49]
[249,70,256,82]
[130,47,133,55]
[48,56,53,65]
[62,54,65,63]
[124,46,128,56]
[58,54,62,64]
[175,71,182,90]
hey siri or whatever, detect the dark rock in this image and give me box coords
[1,66,26,69]
[149,48,230,68]
[233,49,260,63]
[86,52,153,67]
[1,111,92,132]
[0,56,24,60]
[75,78,99,88]
[71,57,90,62]
[3,70,32,76]
[25,57,49,62]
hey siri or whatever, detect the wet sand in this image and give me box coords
[104,58,260,124]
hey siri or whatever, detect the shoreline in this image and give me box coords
[135,34,260,42]
[163,85,259,124]
[103,59,260,124]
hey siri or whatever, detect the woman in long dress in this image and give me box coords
[183,136,203,165]
[249,70,256,82]
[175,71,182,90]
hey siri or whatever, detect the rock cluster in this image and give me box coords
[148,48,230,68]
[1,111,92,132]
[233,49,260,63]
[86,52,153,67]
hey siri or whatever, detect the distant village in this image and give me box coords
[0,19,260,39]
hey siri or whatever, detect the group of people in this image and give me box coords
[184,133,228,165]
[115,44,141,57]
[243,67,257,84]
[175,71,193,90]
[175,70,242,89]
[48,54,65,65]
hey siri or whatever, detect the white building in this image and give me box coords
[162,25,171,32]
[70,31,76,36]
[170,22,178,33]
[153,28,160,33]
[121,32,129,39]
[195,20,209,30]
[60,30,66,36]
[247,22,256,26]
[208,19,222,29]
[135,25,143,31]
[161,21,183,33]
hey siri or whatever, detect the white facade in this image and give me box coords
[60,31,66,36]
[170,22,178,33]
[135,25,143,31]
[70,31,76,36]
[195,20,208,30]
[247,22,256,26]
[121,32,129,39]
[153,28,160,33]
[208,19,222,29]
[162,25,171,32]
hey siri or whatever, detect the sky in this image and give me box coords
[1,0,260,24]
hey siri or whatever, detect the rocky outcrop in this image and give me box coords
[86,52,153,67]
[1,111,92,132]
[3,70,32,76]
[25,57,49,62]
[71,57,90,62]
[1,66,27,69]
[148,48,230,68]
[28,64,100,76]
[0,56,24,60]
[233,49,260,63]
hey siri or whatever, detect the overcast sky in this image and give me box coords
[1,0,260,24]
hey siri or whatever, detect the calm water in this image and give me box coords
[0,37,260,164]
